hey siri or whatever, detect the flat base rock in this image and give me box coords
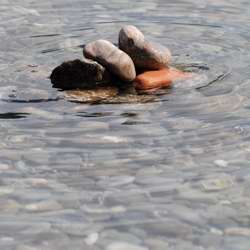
[63,84,157,104]
[133,67,192,90]
[64,84,119,103]
[50,59,111,90]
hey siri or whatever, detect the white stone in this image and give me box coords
[83,205,126,214]
[210,227,223,235]
[214,159,228,167]
[0,187,13,195]
[106,242,148,250]
[102,136,127,143]
[84,232,99,245]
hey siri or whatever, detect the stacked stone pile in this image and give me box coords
[50,25,189,93]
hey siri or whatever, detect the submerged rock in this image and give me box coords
[119,25,171,70]
[133,68,191,90]
[64,84,119,103]
[50,59,111,90]
[63,84,157,104]
[83,39,136,82]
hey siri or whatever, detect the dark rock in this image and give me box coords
[83,39,136,82]
[50,59,111,90]
[119,25,172,70]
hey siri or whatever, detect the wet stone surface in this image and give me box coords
[83,39,136,82]
[50,59,111,90]
[119,25,172,70]
[1,0,250,250]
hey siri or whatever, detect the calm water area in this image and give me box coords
[1,0,250,249]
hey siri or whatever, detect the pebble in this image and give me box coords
[101,135,128,143]
[225,227,250,236]
[106,242,148,250]
[214,159,228,167]
[85,232,99,245]
[0,199,20,212]
[83,39,136,82]
[0,164,11,170]
[119,25,171,70]
[54,222,92,237]
[210,227,223,235]
[26,178,48,187]
[201,178,234,192]
[144,238,170,250]
[82,205,126,214]
[50,58,111,90]
[133,68,190,90]
[142,220,192,238]
[0,187,13,196]
[25,200,63,212]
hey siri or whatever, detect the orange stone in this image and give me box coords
[133,67,192,90]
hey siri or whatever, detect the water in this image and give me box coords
[1,0,250,249]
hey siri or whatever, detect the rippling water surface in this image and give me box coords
[1,0,250,249]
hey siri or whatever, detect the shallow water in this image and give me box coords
[1,0,250,249]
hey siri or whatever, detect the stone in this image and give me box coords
[83,39,136,82]
[50,58,111,90]
[24,200,63,212]
[142,220,192,238]
[0,199,20,212]
[106,242,148,250]
[84,232,99,245]
[201,177,234,192]
[0,164,11,170]
[119,25,171,70]
[0,187,13,196]
[133,67,190,90]
[214,159,228,167]
[144,238,170,250]
[63,84,119,103]
[225,227,250,236]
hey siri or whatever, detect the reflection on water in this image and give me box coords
[1,0,250,249]
[0,112,28,119]
[76,111,113,118]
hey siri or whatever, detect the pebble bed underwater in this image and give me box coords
[1,0,250,249]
